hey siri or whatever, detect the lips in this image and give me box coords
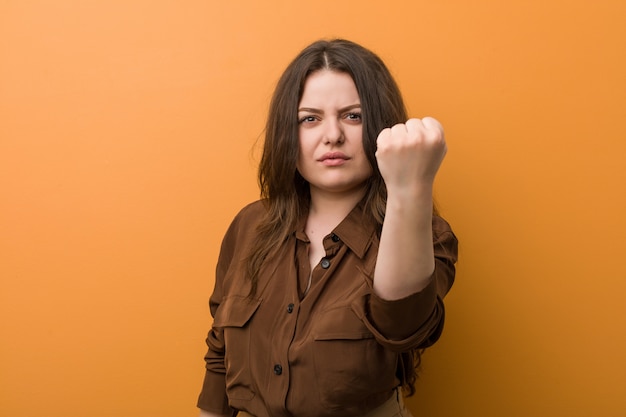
[318,152,349,162]
[318,152,350,167]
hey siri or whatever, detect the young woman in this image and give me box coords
[197,39,458,417]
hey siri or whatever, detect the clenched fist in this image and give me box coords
[375,117,446,192]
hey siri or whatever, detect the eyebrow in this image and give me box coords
[297,104,361,114]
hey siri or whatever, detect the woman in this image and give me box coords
[197,39,458,417]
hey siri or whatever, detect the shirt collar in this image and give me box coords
[294,200,379,259]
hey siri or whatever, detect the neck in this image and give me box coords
[306,186,366,236]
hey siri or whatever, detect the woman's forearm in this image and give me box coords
[373,186,435,300]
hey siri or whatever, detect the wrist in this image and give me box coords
[385,182,434,206]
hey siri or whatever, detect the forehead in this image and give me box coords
[299,70,360,106]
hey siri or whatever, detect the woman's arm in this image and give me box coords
[373,117,447,300]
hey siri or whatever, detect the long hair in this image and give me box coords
[247,38,426,395]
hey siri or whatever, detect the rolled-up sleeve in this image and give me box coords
[353,218,458,352]
[197,275,235,414]
[197,325,233,413]
[197,209,245,415]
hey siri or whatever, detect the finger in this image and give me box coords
[404,118,425,137]
[421,117,443,134]
[390,122,409,137]
[376,127,392,147]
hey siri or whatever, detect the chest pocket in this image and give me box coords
[213,295,261,401]
[213,295,261,328]
[312,305,397,412]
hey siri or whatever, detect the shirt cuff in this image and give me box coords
[197,369,234,415]
[352,276,444,352]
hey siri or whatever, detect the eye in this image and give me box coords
[298,115,318,124]
[344,112,362,122]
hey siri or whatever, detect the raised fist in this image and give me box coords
[375,117,446,192]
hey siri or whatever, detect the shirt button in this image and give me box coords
[273,364,283,375]
[287,303,294,313]
[331,234,340,242]
[320,258,330,269]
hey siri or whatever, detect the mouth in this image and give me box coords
[318,152,349,162]
[318,152,350,167]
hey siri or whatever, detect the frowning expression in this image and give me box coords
[297,70,373,198]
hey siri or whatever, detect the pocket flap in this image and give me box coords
[313,306,374,341]
[213,295,261,328]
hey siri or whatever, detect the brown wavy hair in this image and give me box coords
[247,38,430,396]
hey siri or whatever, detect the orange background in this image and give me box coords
[1,1,625,416]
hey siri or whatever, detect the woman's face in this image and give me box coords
[296,70,372,199]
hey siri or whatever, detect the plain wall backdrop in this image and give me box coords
[1,1,625,416]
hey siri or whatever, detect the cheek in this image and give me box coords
[297,134,314,159]
[295,143,306,173]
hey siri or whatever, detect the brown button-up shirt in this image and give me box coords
[198,200,458,417]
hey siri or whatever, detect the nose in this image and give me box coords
[323,119,344,145]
